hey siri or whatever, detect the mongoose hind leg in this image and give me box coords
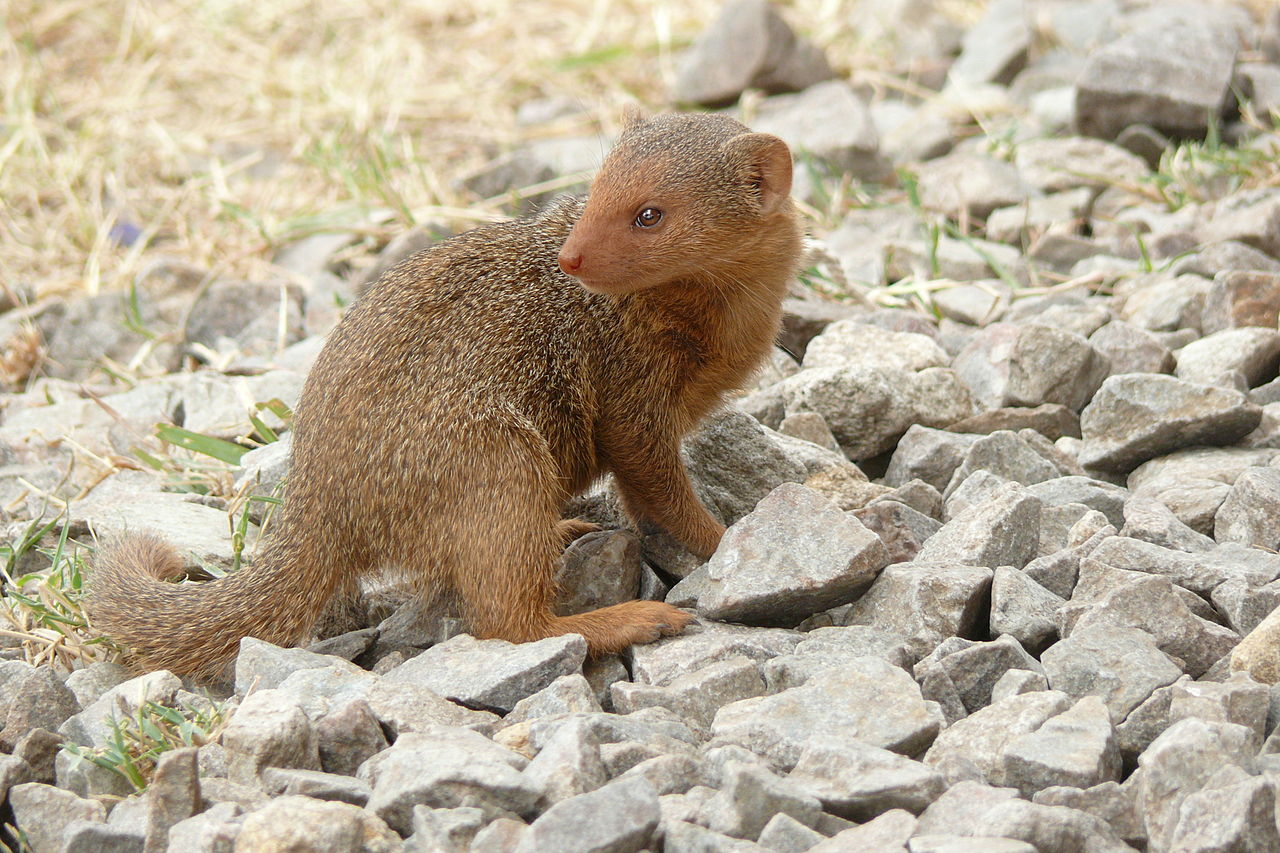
[450,428,692,655]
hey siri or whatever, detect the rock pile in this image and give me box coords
[3,0,1280,851]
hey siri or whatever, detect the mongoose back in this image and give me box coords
[88,112,804,680]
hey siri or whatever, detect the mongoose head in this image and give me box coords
[558,112,794,295]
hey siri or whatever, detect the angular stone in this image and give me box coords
[808,809,916,853]
[1201,189,1280,258]
[967,799,1133,853]
[946,404,1082,442]
[788,739,944,822]
[946,0,1030,87]
[515,775,659,853]
[909,835,1036,853]
[1079,374,1262,473]
[1002,696,1121,797]
[952,323,1109,412]
[752,80,887,181]
[885,426,979,492]
[1167,771,1280,853]
[991,669,1050,703]
[781,366,977,460]
[916,483,1041,570]
[915,634,1045,721]
[505,674,602,725]
[1088,321,1175,376]
[915,152,1035,220]
[1169,673,1270,746]
[802,320,949,373]
[690,483,889,626]
[145,747,201,852]
[1118,273,1210,333]
[943,431,1062,498]
[1075,21,1236,140]
[674,0,834,106]
[757,813,826,853]
[1084,535,1280,596]
[521,715,607,809]
[382,633,586,715]
[359,727,534,835]
[1014,137,1149,193]
[1230,604,1280,684]
[611,656,767,737]
[234,637,366,694]
[221,689,321,786]
[844,563,993,662]
[1211,577,1280,636]
[701,762,823,841]
[1033,781,1144,849]
[852,500,940,565]
[762,626,912,692]
[1026,476,1127,529]
[10,782,106,853]
[1203,270,1280,334]
[1119,495,1214,553]
[0,664,78,751]
[1042,625,1183,722]
[916,780,1021,836]
[627,621,802,687]
[923,691,1073,786]
[234,794,397,853]
[313,699,389,777]
[1215,466,1280,550]
[1175,327,1280,389]
[555,530,643,616]
[711,657,943,770]
[1136,719,1259,853]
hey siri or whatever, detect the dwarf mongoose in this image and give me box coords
[88,112,804,679]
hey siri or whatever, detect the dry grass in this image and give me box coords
[0,0,961,302]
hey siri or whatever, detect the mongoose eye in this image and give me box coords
[634,207,663,228]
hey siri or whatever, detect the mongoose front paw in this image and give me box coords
[614,600,694,646]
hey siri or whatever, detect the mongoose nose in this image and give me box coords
[558,250,583,276]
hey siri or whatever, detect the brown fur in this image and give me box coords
[87,113,804,680]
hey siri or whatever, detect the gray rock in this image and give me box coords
[1033,781,1144,849]
[0,664,78,750]
[943,470,1015,522]
[914,152,1036,220]
[788,739,945,821]
[1074,21,1236,140]
[690,483,888,626]
[234,637,366,694]
[946,0,1030,86]
[701,762,823,841]
[1002,696,1121,797]
[314,699,390,776]
[757,812,826,853]
[780,366,977,461]
[777,411,841,453]
[1136,719,1259,853]
[673,0,834,107]
[711,656,944,770]
[1118,273,1211,333]
[515,775,659,853]
[1079,374,1262,473]
[762,626,912,692]
[1202,269,1280,335]
[802,320,949,373]
[943,431,1062,498]
[627,621,802,687]
[807,809,916,853]
[381,633,586,715]
[852,500,941,564]
[521,715,607,809]
[1014,137,1149,193]
[1064,575,1240,678]
[614,754,700,798]
[611,656,767,737]
[908,836,1036,853]
[406,806,489,853]
[506,674,602,725]
[1211,577,1280,636]
[952,323,1109,413]
[991,669,1051,704]
[221,689,321,786]
[1168,673,1270,747]
[885,426,979,492]
[555,530,643,616]
[145,747,200,853]
[1200,189,1280,258]
[988,189,1095,246]
[234,794,399,853]
[1083,535,1280,596]
[1041,625,1183,723]
[661,820,768,852]
[932,281,1011,326]
[1088,321,1175,376]
[1119,495,1215,553]
[916,483,1041,569]
[1176,327,1280,389]
[185,279,305,357]
[1215,466,1280,550]
[915,634,1045,721]
[916,780,1021,835]
[872,479,944,520]
[360,727,533,835]
[963,799,1133,853]
[946,404,1082,442]
[751,81,887,182]
[61,822,145,853]
[844,563,994,662]
[923,690,1073,787]
[1167,771,1280,853]
[10,782,107,853]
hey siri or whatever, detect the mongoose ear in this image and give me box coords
[621,104,648,130]
[725,133,793,217]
